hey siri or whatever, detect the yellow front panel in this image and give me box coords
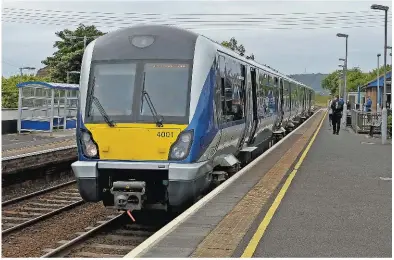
[85,123,188,161]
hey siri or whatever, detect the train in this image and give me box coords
[71,25,315,213]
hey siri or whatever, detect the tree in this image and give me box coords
[321,70,342,95]
[2,75,50,108]
[246,54,255,60]
[321,65,392,95]
[221,37,253,57]
[42,24,105,83]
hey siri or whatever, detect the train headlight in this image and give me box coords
[85,143,98,157]
[82,132,91,142]
[80,129,99,158]
[168,130,193,161]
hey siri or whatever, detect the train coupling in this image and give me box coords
[110,181,146,211]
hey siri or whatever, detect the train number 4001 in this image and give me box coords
[156,132,174,138]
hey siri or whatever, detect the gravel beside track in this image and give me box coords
[2,203,117,258]
[2,173,75,202]
[44,212,173,258]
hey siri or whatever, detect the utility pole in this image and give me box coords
[19,67,36,77]
[64,34,99,51]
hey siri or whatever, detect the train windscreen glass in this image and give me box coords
[87,63,137,120]
[140,63,190,118]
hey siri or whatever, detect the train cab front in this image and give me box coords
[71,58,213,212]
[72,125,197,212]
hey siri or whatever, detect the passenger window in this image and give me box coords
[220,56,245,123]
[283,81,290,112]
[257,71,268,118]
[271,77,279,113]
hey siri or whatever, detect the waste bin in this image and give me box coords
[346,114,351,126]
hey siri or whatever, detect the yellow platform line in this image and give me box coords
[241,111,327,258]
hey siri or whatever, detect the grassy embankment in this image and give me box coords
[315,94,329,107]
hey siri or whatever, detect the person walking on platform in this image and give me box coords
[328,98,333,127]
[331,95,344,135]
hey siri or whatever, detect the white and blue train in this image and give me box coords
[72,25,315,212]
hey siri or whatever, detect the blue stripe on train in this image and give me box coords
[184,65,218,163]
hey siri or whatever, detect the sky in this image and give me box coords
[1,0,393,78]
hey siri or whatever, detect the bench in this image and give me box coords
[366,116,382,137]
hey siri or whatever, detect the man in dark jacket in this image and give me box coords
[331,95,344,135]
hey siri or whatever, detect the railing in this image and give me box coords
[351,109,392,135]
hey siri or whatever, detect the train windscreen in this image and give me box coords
[85,61,191,124]
[87,63,137,121]
[140,63,190,118]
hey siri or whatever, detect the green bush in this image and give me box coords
[2,75,50,108]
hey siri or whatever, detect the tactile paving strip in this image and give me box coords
[191,111,324,258]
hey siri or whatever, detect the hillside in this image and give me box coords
[288,73,329,95]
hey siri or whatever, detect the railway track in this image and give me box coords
[2,180,84,235]
[41,212,170,258]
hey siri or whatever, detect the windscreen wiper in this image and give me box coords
[87,77,116,127]
[91,96,116,127]
[141,72,164,127]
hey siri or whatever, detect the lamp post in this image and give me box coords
[338,64,344,98]
[371,3,389,144]
[377,53,381,112]
[337,33,349,126]
[339,58,346,97]
[338,65,343,98]
[389,46,392,110]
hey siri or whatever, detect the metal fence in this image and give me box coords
[350,109,392,135]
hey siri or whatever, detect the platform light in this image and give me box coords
[371,4,389,11]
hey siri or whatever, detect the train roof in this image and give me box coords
[202,35,313,90]
[97,24,313,91]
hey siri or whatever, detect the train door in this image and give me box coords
[283,80,291,123]
[275,77,284,128]
[215,54,225,140]
[236,64,250,150]
[247,67,258,144]
[281,79,285,123]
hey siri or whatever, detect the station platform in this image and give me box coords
[125,109,392,258]
[2,130,77,175]
[2,130,76,159]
